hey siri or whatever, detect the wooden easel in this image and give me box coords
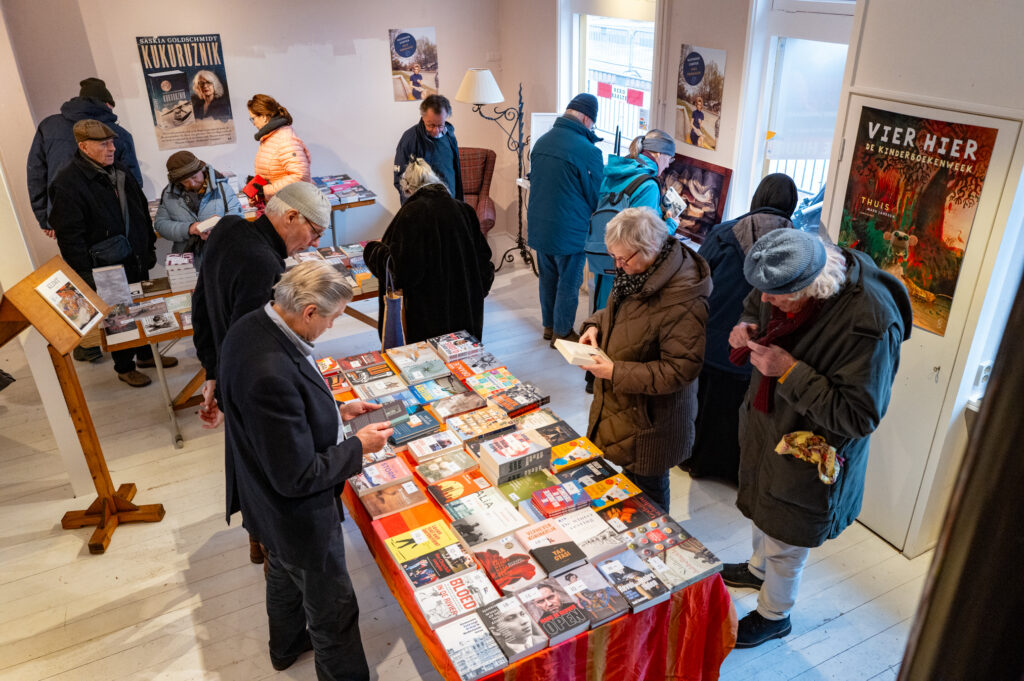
[0,256,165,553]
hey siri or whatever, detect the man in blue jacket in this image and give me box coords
[526,93,603,345]
[393,94,463,203]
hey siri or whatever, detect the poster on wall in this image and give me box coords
[136,34,236,150]
[389,27,439,102]
[676,45,726,151]
[661,154,732,243]
[838,106,998,336]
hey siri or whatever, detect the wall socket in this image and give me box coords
[973,361,993,393]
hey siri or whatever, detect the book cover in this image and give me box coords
[103,315,140,344]
[554,507,625,563]
[434,613,507,680]
[498,470,558,508]
[349,458,413,496]
[428,331,484,363]
[553,338,612,366]
[620,515,688,555]
[512,407,563,430]
[389,408,441,445]
[486,383,550,417]
[584,474,642,510]
[556,563,630,626]
[446,407,515,444]
[346,362,397,386]
[400,359,451,386]
[384,519,461,564]
[386,341,442,370]
[326,373,353,395]
[140,313,179,337]
[473,432,549,483]
[427,470,492,506]
[92,265,133,305]
[35,271,102,335]
[145,70,189,127]
[527,421,581,448]
[179,311,192,331]
[550,437,603,473]
[431,391,487,421]
[374,388,425,414]
[518,579,591,645]
[354,375,408,400]
[514,520,586,577]
[598,494,666,532]
[414,570,502,630]
[555,458,618,489]
[451,499,529,546]
[408,431,463,463]
[399,541,476,589]
[446,354,501,382]
[361,442,397,467]
[472,534,546,595]
[410,375,468,403]
[348,400,409,432]
[339,351,385,372]
[595,550,671,612]
[315,356,340,376]
[466,367,520,398]
[360,480,428,520]
[477,597,548,663]
[442,487,504,522]
[531,482,590,518]
[636,539,722,592]
[372,503,446,543]
[416,450,479,485]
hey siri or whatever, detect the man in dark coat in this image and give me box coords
[219,261,392,679]
[47,119,162,388]
[393,94,463,203]
[527,93,604,345]
[27,77,143,239]
[720,229,912,648]
[365,158,494,343]
[685,173,798,481]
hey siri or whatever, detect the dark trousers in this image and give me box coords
[630,470,671,513]
[112,344,153,374]
[265,549,369,681]
[536,250,586,337]
[688,365,749,483]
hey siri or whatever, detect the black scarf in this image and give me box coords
[254,116,290,142]
[610,238,673,304]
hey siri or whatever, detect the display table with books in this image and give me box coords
[317,332,737,681]
[286,242,380,329]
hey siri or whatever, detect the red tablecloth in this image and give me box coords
[343,486,737,681]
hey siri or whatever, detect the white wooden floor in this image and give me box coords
[0,261,931,681]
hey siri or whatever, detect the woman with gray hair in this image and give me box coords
[190,70,231,121]
[579,207,711,511]
[365,157,494,343]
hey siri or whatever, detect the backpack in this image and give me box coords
[585,174,659,275]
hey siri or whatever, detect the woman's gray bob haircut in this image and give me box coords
[605,207,669,260]
[400,157,445,197]
[274,260,353,315]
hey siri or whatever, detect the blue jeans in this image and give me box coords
[629,470,671,513]
[536,251,586,337]
[265,549,369,681]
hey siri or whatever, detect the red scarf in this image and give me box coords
[729,300,821,413]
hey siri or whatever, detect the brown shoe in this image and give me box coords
[543,327,553,341]
[249,536,265,564]
[117,370,152,387]
[550,329,580,348]
[137,355,179,369]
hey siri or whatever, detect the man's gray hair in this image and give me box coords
[274,260,353,315]
[605,207,668,260]
[400,157,445,197]
[263,195,289,220]
[790,243,848,301]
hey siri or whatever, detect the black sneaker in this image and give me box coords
[721,562,764,590]
[735,611,791,648]
[270,632,314,671]
[543,327,553,341]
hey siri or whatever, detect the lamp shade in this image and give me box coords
[455,68,505,105]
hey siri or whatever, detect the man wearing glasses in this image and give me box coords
[393,94,463,204]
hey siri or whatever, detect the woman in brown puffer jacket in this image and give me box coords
[579,207,711,512]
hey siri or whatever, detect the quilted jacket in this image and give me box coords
[254,124,311,198]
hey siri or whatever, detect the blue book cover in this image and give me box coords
[390,408,441,445]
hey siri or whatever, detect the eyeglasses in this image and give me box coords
[304,216,326,240]
[612,250,639,267]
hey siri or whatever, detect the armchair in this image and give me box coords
[459,147,497,235]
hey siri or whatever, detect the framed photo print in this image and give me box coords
[660,154,732,243]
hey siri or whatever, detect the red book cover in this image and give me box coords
[316,356,340,376]
[426,470,492,506]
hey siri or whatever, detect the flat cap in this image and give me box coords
[743,228,827,295]
[73,119,117,143]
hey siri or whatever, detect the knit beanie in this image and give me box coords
[275,181,332,230]
[166,151,204,184]
[567,93,598,122]
[743,228,827,295]
[80,77,114,106]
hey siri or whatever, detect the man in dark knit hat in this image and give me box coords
[720,228,912,648]
[47,119,169,388]
[527,93,603,345]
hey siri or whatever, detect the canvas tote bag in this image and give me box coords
[380,257,406,351]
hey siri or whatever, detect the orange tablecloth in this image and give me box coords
[342,486,737,681]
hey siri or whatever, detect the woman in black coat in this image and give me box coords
[364,157,494,343]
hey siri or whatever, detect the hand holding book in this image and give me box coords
[355,422,393,455]
[340,399,382,422]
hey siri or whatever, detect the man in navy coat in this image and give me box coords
[219,260,393,679]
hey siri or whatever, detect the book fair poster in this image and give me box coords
[389,27,439,102]
[136,34,236,150]
[676,45,726,151]
[838,106,998,336]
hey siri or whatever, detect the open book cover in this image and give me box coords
[35,270,102,336]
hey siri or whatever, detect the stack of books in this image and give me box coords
[530,481,590,518]
[165,253,197,292]
[386,342,450,385]
[428,331,484,362]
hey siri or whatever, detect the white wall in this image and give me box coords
[2,0,511,247]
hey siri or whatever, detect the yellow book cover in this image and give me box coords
[383,519,461,563]
[583,474,641,510]
[550,437,603,472]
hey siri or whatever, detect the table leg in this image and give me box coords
[343,305,378,329]
[330,206,341,249]
[149,341,183,448]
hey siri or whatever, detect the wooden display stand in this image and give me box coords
[0,256,165,553]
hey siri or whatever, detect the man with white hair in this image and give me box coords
[721,228,912,648]
[191,180,331,563]
[219,261,391,679]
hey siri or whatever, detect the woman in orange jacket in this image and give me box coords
[247,94,311,199]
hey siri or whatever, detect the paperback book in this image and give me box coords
[527,421,581,448]
[553,338,612,366]
[595,550,671,612]
[348,458,413,497]
[451,497,529,546]
[410,375,469,403]
[361,442,397,467]
[514,520,587,577]
[399,541,476,589]
[315,356,341,375]
[512,407,563,430]
[634,539,722,592]
[473,431,550,485]
[553,507,625,564]
[360,480,428,520]
[372,503,446,544]
[444,487,508,522]
[446,352,500,381]
[472,534,546,595]
[531,481,590,519]
[383,519,461,564]
[550,437,603,473]
[446,407,515,444]
[344,361,397,385]
[339,350,386,371]
[408,431,463,463]
[386,341,442,370]
[434,613,508,681]
[478,597,548,663]
[428,331,485,363]
[388,408,441,445]
[374,388,424,414]
[556,563,630,626]
[430,391,487,421]
[35,271,102,335]
[598,493,665,532]
[518,579,591,645]
[466,367,520,399]
[584,474,642,510]
[414,570,502,629]
[426,470,492,506]
[486,383,549,418]
[354,375,408,400]
[497,470,558,508]
[348,400,408,431]
[416,450,479,485]
[555,458,618,489]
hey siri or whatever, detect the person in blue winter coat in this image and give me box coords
[393,95,463,203]
[154,151,244,266]
[27,77,143,239]
[591,129,680,313]
[526,93,604,345]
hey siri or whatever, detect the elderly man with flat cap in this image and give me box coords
[719,228,912,648]
[48,119,165,388]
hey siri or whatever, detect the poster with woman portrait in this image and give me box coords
[136,34,236,149]
[676,44,726,150]
[838,106,998,336]
[389,27,439,102]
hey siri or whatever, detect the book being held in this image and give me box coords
[553,338,612,366]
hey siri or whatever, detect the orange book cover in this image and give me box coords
[372,501,446,542]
